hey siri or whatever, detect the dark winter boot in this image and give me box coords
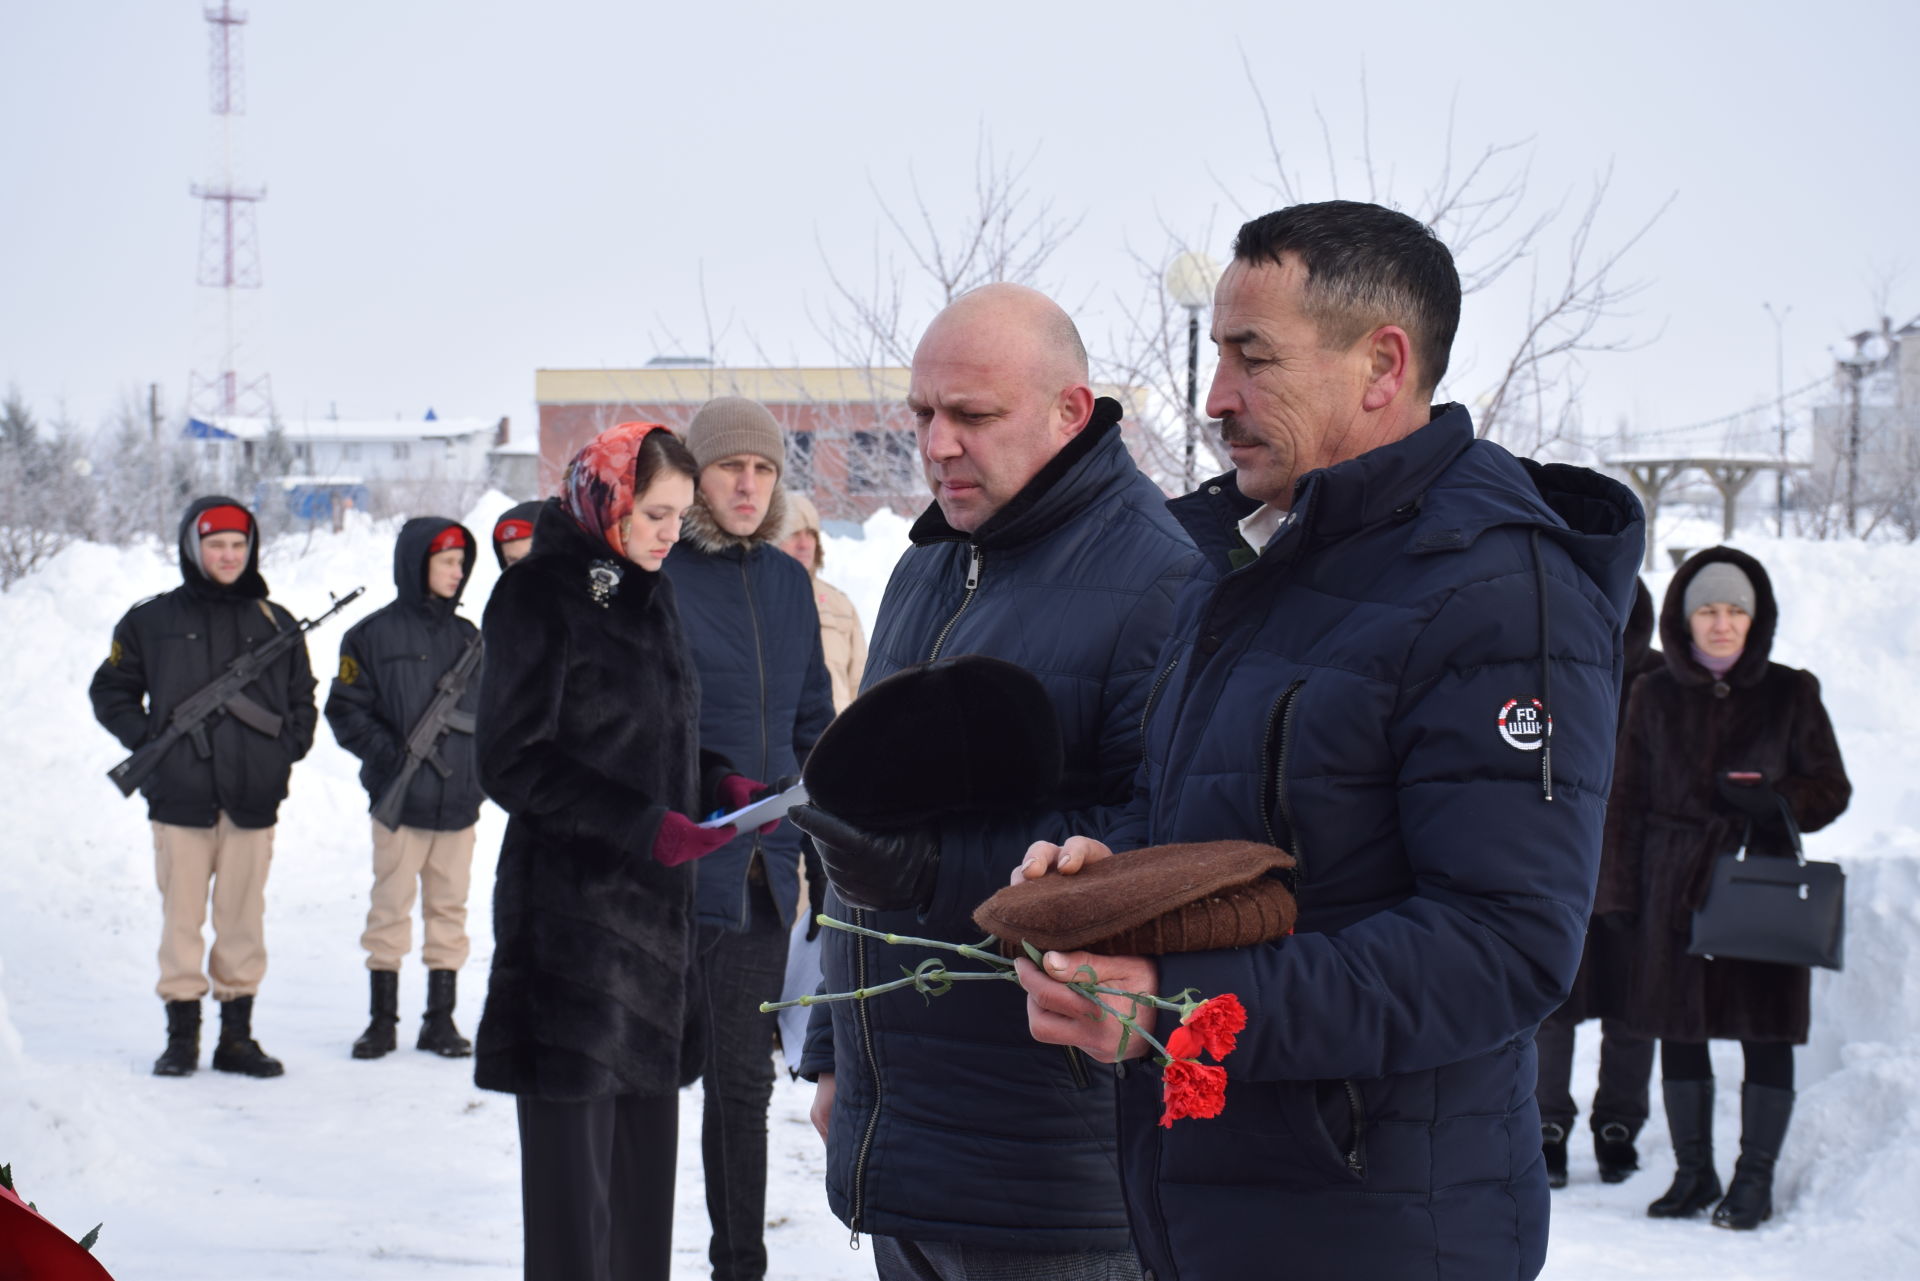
[1713,1083,1794,1230]
[1541,1121,1570,1189]
[1647,1079,1721,1218]
[1594,1118,1642,1184]
[210,995,285,1078]
[416,969,472,1058]
[352,969,400,1060]
[153,999,201,1077]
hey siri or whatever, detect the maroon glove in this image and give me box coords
[653,812,737,868]
[717,773,782,835]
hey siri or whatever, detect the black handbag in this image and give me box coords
[1687,795,1844,971]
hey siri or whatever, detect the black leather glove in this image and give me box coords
[788,804,940,914]
[1716,772,1783,823]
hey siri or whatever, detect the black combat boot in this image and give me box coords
[416,969,472,1058]
[352,969,400,1060]
[1541,1121,1570,1189]
[1713,1083,1794,1230]
[1594,1118,1642,1184]
[1647,1079,1721,1217]
[153,999,201,1077]
[211,995,285,1077]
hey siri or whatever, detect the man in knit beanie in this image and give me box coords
[664,396,833,1281]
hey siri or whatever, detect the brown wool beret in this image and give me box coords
[972,841,1298,957]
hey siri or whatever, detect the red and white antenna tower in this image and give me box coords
[188,3,273,420]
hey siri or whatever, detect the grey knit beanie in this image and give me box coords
[684,397,785,475]
[1683,561,1756,618]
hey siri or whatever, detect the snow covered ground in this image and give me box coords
[2,495,1917,1278]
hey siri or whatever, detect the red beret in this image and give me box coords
[493,518,533,545]
[196,504,251,538]
[428,525,468,555]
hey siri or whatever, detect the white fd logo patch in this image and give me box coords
[1497,698,1551,751]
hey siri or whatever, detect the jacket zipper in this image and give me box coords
[925,547,983,662]
[1258,680,1305,863]
[1343,1080,1368,1176]
[849,905,883,1247]
[741,557,768,924]
[1138,656,1180,763]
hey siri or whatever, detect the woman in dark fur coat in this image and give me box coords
[473,421,766,1281]
[1598,546,1850,1232]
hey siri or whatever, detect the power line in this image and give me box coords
[1625,375,1829,442]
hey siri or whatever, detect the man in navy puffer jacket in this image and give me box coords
[664,397,835,1281]
[794,284,1200,1280]
[1017,203,1644,1281]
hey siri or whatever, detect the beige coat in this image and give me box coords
[812,576,866,713]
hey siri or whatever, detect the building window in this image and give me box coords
[293,443,311,464]
[849,429,918,494]
[785,431,815,492]
[341,444,361,461]
[392,443,411,461]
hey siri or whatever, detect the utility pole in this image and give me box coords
[1764,302,1791,536]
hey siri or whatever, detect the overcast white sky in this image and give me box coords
[4,1,1915,456]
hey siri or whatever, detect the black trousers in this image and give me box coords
[1535,1013,1655,1133]
[516,1092,678,1281]
[692,874,789,1281]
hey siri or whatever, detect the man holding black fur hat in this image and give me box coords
[1012,202,1644,1281]
[790,283,1199,1279]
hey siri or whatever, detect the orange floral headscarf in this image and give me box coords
[561,421,669,558]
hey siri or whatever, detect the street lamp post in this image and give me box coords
[1164,251,1220,490]
[1763,302,1791,536]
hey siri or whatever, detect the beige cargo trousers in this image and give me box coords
[361,820,475,971]
[152,814,274,1001]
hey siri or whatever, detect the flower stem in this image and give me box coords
[813,914,1015,969]
[760,969,1012,1013]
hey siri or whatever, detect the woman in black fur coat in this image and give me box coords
[1598,546,1850,1232]
[473,422,762,1281]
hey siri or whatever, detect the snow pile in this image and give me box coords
[1,497,1918,1277]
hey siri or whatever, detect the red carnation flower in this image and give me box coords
[1159,1058,1228,1126]
[1164,1024,1204,1061]
[1181,993,1247,1060]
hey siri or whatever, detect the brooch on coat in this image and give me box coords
[587,559,623,608]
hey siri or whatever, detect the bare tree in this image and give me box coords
[1218,64,1672,458]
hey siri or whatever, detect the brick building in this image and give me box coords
[535,362,920,523]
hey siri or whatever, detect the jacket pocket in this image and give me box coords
[1258,680,1306,871]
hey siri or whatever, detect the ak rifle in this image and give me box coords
[107,587,365,797]
[371,631,484,830]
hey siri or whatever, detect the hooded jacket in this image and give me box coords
[662,484,835,931]
[324,517,484,832]
[799,400,1202,1252]
[1596,546,1850,1045]
[472,499,724,1100]
[89,496,319,829]
[1105,405,1643,1281]
[490,500,543,570]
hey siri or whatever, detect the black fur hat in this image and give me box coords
[801,655,1063,830]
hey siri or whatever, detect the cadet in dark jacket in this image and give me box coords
[792,283,1200,1280]
[473,421,759,1281]
[1598,547,1850,1230]
[1016,204,1644,1281]
[491,500,541,569]
[89,496,319,1079]
[325,517,485,1061]
[1535,579,1663,1187]
[662,397,833,1281]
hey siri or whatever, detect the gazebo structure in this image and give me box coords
[1605,454,1809,568]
